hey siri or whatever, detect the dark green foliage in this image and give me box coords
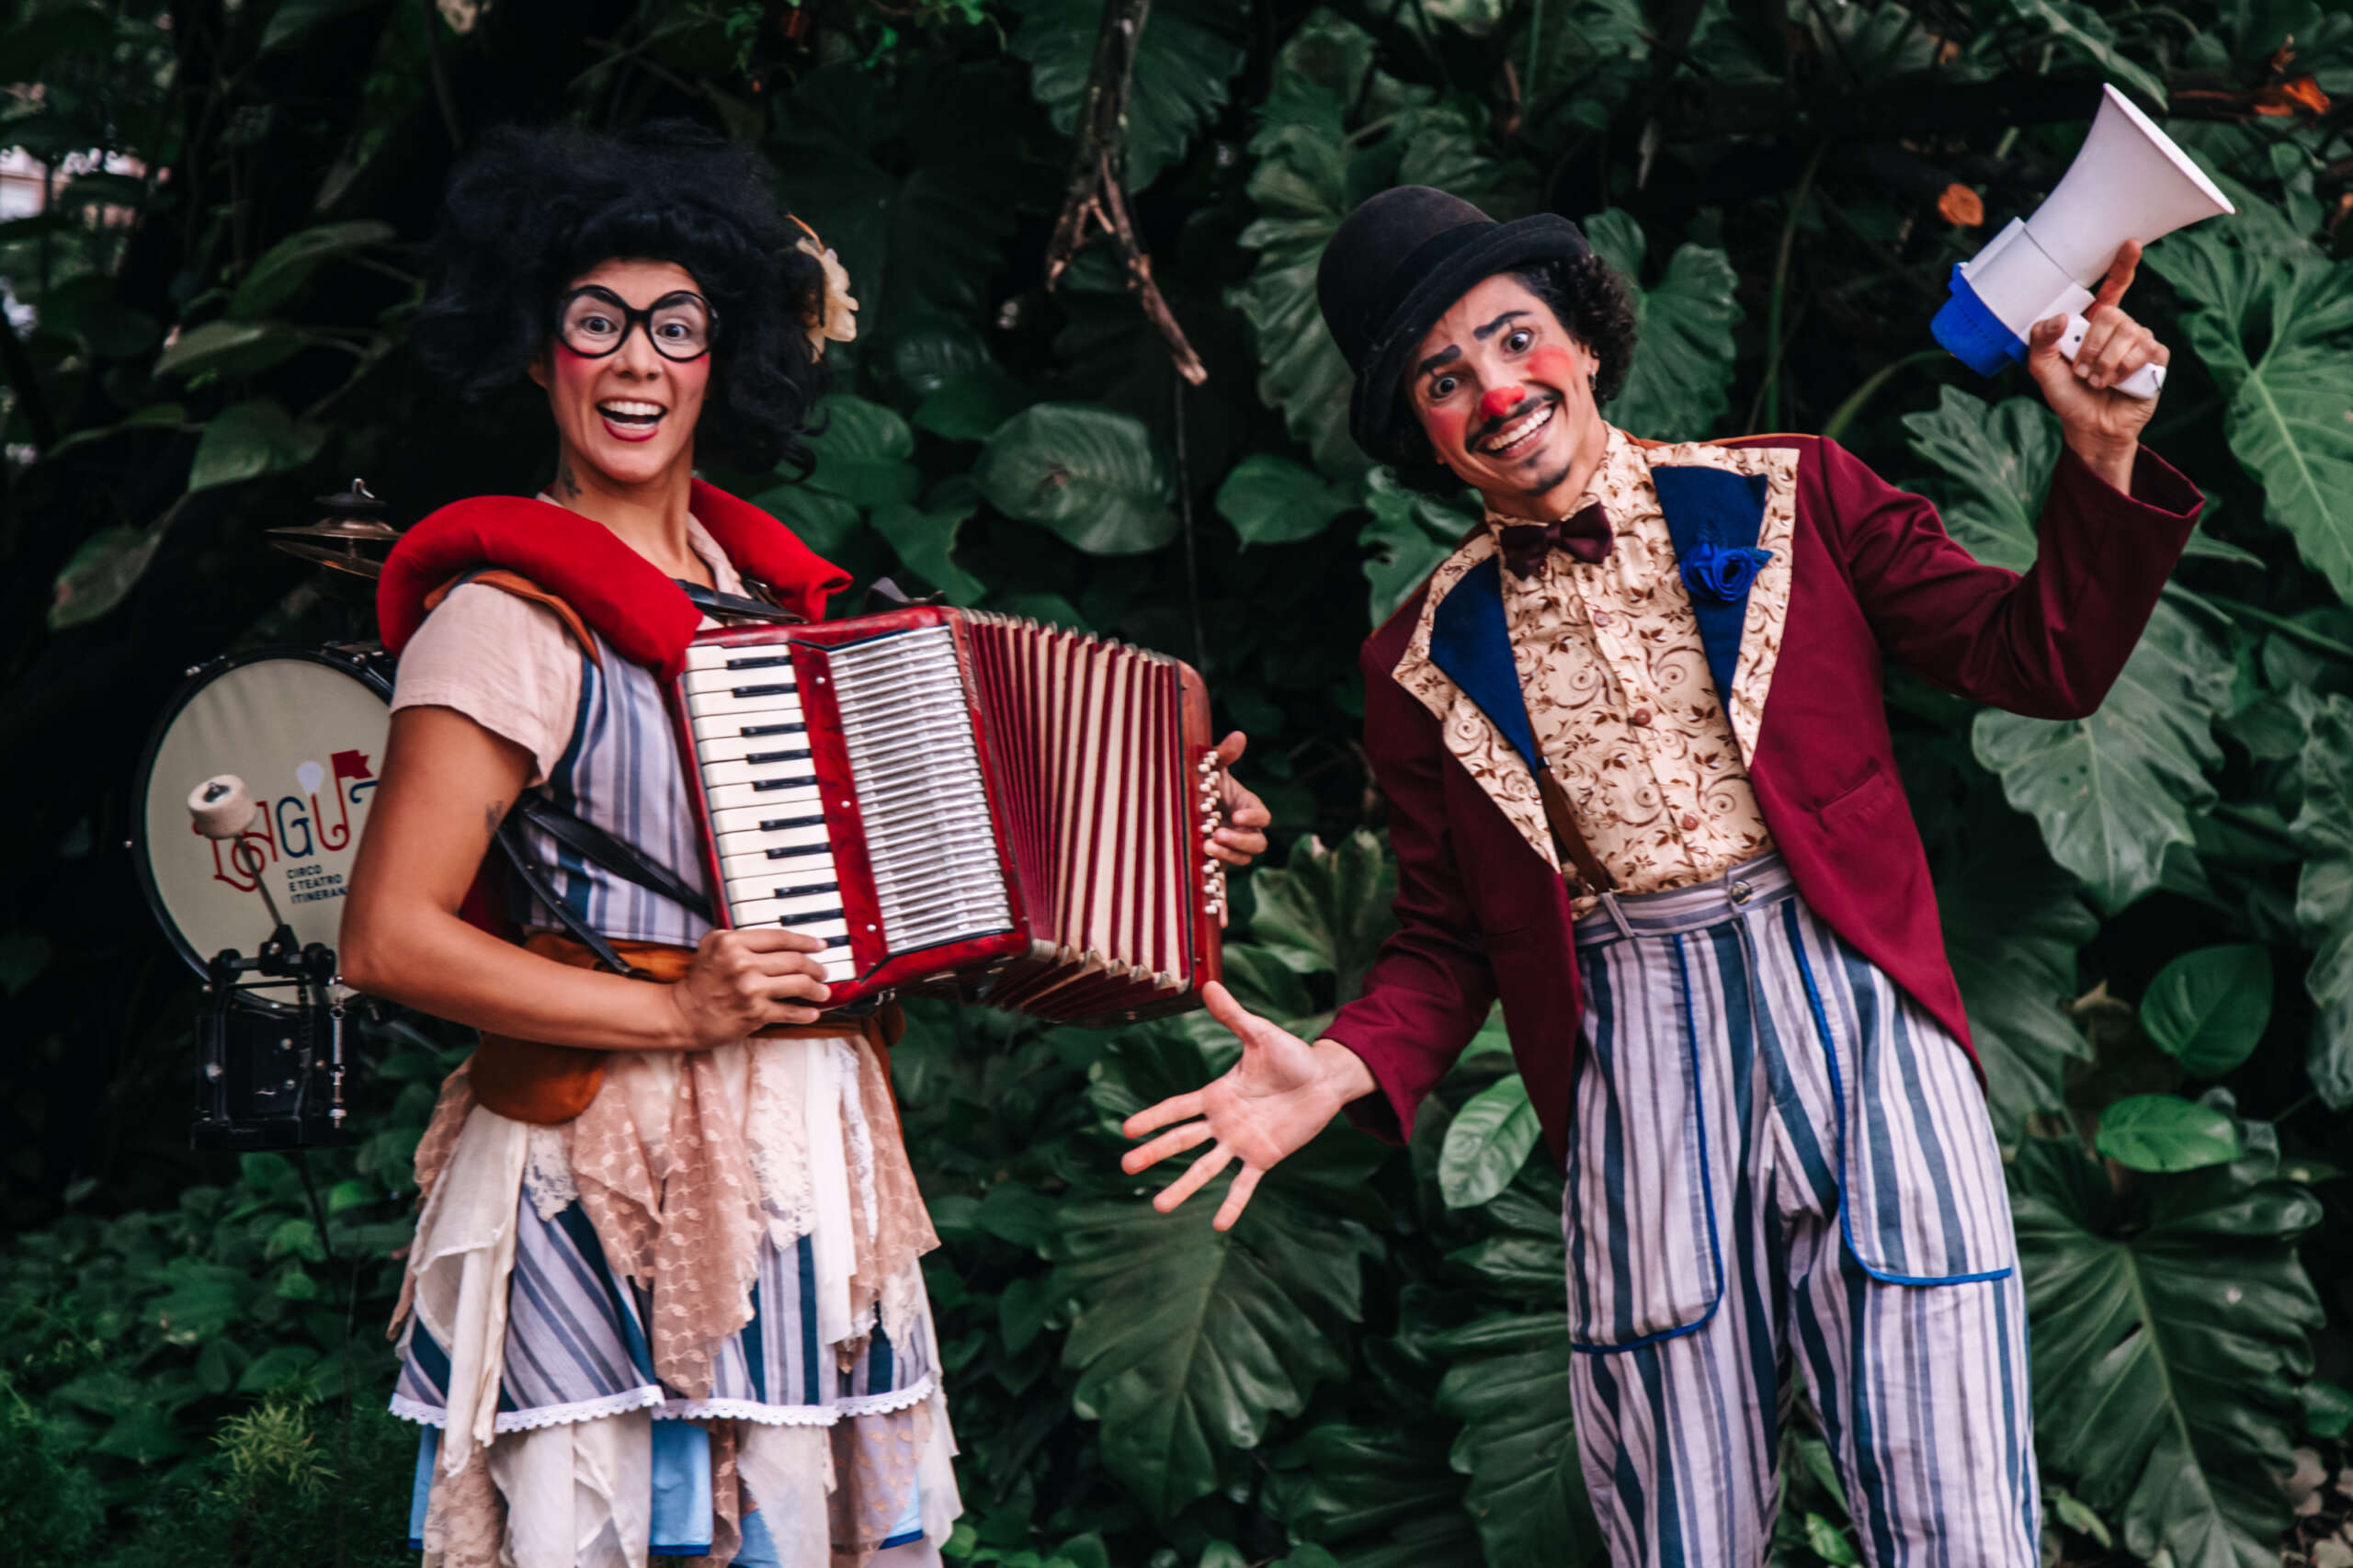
[2,0,2349,1564]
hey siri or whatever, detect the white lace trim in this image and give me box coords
[656,1397,840,1427]
[522,1124,578,1222]
[836,1037,879,1248]
[836,1375,937,1419]
[388,1392,447,1427]
[389,1374,938,1434]
[389,1384,668,1433]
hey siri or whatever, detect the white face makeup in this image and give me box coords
[529,257,712,495]
[1405,272,1606,516]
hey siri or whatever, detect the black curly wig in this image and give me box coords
[411,119,831,477]
[1383,254,1641,495]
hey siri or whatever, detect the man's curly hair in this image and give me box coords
[1383,254,1641,494]
[411,119,829,477]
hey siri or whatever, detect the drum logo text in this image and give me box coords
[200,748,379,899]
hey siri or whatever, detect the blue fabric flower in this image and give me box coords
[1680,539,1773,603]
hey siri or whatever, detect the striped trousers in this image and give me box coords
[1563,855,2036,1568]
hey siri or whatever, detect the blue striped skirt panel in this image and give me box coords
[392,1192,934,1432]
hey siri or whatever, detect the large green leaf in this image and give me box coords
[188,397,326,493]
[1358,468,1479,627]
[1427,1312,1607,1567]
[2139,945,2273,1078]
[1938,852,2098,1142]
[1216,454,1354,547]
[1229,83,1366,478]
[231,220,396,318]
[2012,1134,2322,1568]
[1055,1033,1381,1518]
[745,394,919,565]
[1901,387,2062,573]
[2149,229,2353,605]
[1009,0,1248,190]
[798,393,920,507]
[871,500,985,605]
[1972,602,2228,913]
[1265,1422,1470,1550]
[977,403,1177,555]
[2309,996,2353,1113]
[1513,0,1648,126]
[48,522,165,631]
[1437,1074,1540,1209]
[2095,1094,2242,1172]
[2290,693,2353,1013]
[1245,829,1399,1003]
[1980,0,2166,106]
[155,319,304,381]
[1581,210,1742,443]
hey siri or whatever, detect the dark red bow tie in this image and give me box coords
[1495,501,1612,578]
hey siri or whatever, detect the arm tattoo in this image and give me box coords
[484,798,507,836]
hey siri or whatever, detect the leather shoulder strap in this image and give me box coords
[424,569,604,669]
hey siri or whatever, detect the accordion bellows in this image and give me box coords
[669,607,1225,1026]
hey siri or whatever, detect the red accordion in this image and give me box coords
[667,608,1226,1026]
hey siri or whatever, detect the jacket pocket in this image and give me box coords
[1560,937,1729,1351]
[1815,756,1893,831]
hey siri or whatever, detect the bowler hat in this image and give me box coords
[1317,186,1591,465]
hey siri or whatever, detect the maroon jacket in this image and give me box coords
[1322,433,2203,1166]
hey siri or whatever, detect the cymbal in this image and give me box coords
[267,479,397,579]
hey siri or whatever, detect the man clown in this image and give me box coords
[1122,186,2204,1565]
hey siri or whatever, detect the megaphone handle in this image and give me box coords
[2056,312,2165,401]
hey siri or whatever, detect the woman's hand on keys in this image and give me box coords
[667,926,833,1047]
[1119,982,1376,1230]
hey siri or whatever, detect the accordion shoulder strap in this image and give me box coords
[492,818,645,978]
[508,795,714,926]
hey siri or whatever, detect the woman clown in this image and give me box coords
[343,119,1267,1567]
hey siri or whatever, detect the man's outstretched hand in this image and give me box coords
[2026,238,2169,491]
[1120,982,1377,1231]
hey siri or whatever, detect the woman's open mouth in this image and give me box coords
[1478,399,1555,459]
[597,400,666,442]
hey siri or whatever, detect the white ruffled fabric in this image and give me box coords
[412,1105,530,1471]
[399,1028,963,1563]
[488,1409,652,1568]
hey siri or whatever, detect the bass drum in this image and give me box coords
[131,645,392,993]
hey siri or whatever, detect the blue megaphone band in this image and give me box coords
[1930,266,2027,378]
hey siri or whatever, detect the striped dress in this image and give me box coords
[385,522,957,1568]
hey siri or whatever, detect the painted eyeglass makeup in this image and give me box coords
[555,286,718,361]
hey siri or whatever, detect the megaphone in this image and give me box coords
[1931,84,2233,400]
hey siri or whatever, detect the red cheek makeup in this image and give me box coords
[1424,405,1468,455]
[1526,344,1582,390]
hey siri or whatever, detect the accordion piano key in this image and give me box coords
[699,753,816,787]
[696,726,807,762]
[685,684,806,722]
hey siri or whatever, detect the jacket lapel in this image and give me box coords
[1652,465,1769,707]
[1388,535,1560,871]
[1640,442,1802,765]
[1427,555,1547,778]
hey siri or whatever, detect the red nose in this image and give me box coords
[1480,384,1527,420]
